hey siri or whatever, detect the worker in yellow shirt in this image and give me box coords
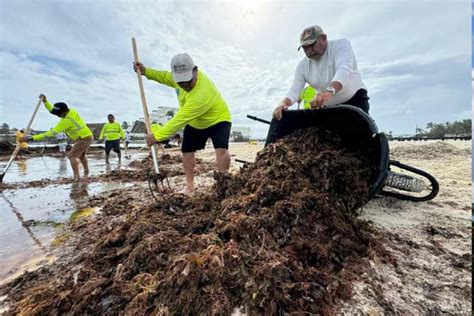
[21,94,94,181]
[297,86,317,109]
[134,53,232,195]
[99,114,125,163]
[15,129,28,150]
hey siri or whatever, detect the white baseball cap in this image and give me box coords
[170,53,195,82]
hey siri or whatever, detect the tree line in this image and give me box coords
[416,119,471,137]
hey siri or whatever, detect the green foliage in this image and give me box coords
[418,119,471,137]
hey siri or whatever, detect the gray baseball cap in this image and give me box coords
[298,25,324,51]
[170,53,195,82]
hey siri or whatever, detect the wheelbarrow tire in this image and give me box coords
[384,171,425,193]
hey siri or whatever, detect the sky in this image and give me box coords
[0,0,472,138]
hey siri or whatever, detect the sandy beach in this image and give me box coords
[204,140,472,314]
[0,139,471,314]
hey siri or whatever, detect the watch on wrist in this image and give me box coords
[325,86,336,95]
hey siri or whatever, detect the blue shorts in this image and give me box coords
[105,139,120,154]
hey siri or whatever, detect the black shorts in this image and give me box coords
[343,89,370,114]
[105,139,121,154]
[182,121,231,153]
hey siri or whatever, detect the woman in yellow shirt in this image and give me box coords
[15,129,28,150]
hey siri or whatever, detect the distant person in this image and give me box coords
[99,114,125,163]
[56,132,67,157]
[170,133,181,147]
[273,25,370,120]
[297,86,316,110]
[134,53,232,195]
[15,129,28,151]
[125,130,131,150]
[21,94,93,181]
[149,123,166,154]
[124,130,131,158]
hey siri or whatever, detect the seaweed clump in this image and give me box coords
[1,127,384,315]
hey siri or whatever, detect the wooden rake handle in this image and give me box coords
[131,38,160,175]
[1,98,43,181]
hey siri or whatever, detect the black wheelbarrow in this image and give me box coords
[246,105,439,202]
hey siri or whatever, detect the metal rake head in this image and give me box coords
[151,172,170,189]
[147,171,171,201]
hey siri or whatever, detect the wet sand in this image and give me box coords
[0,150,145,284]
[0,140,471,313]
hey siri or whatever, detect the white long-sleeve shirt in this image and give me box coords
[286,39,366,106]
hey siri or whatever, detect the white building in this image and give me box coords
[231,126,251,142]
[130,106,180,140]
[150,106,178,125]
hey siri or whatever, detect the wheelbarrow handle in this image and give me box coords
[246,115,271,125]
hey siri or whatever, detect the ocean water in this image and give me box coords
[0,151,145,283]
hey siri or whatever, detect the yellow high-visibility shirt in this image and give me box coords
[15,131,28,149]
[32,101,93,141]
[144,68,231,142]
[150,123,163,135]
[99,122,125,141]
[299,86,317,109]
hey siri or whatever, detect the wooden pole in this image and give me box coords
[0,98,43,182]
[131,38,160,175]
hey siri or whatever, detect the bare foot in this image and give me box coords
[183,187,194,196]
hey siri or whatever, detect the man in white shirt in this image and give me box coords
[56,132,67,156]
[273,25,370,120]
[124,131,130,148]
